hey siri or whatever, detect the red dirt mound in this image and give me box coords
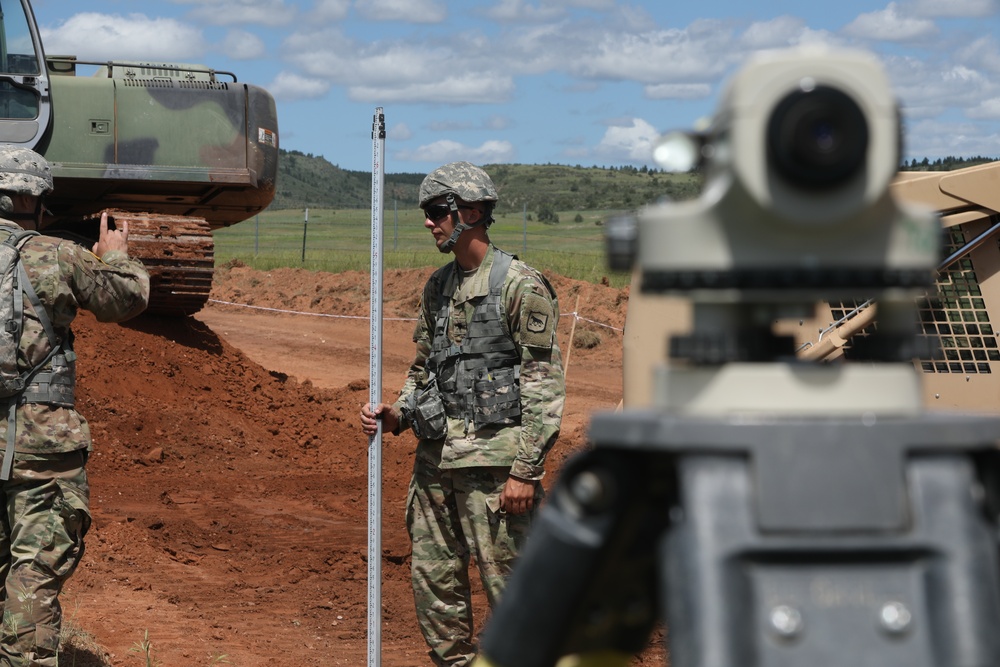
[57,264,662,666]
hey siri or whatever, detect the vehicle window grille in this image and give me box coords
[917,228,997,374]
[825,227,998,373]
[827,299,872,349]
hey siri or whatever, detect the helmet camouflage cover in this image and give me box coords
[419,161,498,207]
[0,146,52,197]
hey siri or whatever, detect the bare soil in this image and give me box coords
[58,261,662,666]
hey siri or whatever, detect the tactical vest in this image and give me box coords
[0,228,75,480]
[426,250,521,432]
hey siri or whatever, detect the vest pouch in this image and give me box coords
[472,365,521,429]
[411,383,448,441]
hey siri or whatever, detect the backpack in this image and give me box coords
[0,228,63,480]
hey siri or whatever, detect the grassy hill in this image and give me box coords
[272,148,997,215]
[272,149,702,213]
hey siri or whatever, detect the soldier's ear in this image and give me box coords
[466,206,484,225]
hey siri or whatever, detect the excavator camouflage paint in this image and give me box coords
[622,159,1000,413]
[0,0,279,314]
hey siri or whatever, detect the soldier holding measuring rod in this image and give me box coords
[361,161,565,666]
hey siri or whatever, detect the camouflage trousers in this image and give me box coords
[0,451,90,667]
[406,459,542,667]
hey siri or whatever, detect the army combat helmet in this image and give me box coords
[419,161,498,253]
[0,146,53,217]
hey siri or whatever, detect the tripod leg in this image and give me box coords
[476,448,671,667]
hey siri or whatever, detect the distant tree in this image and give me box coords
[574,213,584,223]
[537,202,559,224]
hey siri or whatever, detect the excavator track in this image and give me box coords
[106,211,215,316]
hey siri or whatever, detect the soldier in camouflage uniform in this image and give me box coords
[361,161,565,666]
[0,147,149,666]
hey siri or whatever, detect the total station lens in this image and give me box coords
[767,86,868,190]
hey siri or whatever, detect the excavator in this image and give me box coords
[0,0,279,315]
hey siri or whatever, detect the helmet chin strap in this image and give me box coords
[438,193,474,254]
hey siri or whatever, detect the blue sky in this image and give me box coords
[28,0,1000,174]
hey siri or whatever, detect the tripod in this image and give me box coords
[477,325,1000,666]
[475,44,1000,667]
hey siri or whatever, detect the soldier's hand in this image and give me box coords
[361,402,399,436]
[500,475,537,515]
[92,212,130,258]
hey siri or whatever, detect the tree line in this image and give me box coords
[900,156,998,171]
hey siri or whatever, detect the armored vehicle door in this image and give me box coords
[0,0,51,148]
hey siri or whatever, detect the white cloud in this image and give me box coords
[396,139,516,164]
[281,29,517,103]
[910,0,1000,18]
[389,123,413,141]
[427,116,513,132]
[41,13,205,62]
[350,74,514,104]
[221,29,266,60]
[285,30,502,90]
[843,2,938,41]
[741,16,809,49]
[594,118,660,164]
[904,118,1000,158]
[265,71,331,100]
[311,0,351,22]
[173,0,296,26]
[483,115,513,130]
[645,83,712,100]
[955,36,1000,73]
[487,0,564,22]
[572,22,740,84]
[356,0,447,23]
[486,0,616,22]
[967,98,1000,119]
[887,54,1000,121]
[427,120,476,132]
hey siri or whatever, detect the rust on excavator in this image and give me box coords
[97,210,215,316]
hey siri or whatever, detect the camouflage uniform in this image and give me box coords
[0,218,149,667]
[394,243,565,666]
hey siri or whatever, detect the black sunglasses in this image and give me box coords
[423,203,474,223]
[422,204,455,222]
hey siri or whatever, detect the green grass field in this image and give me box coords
[213,207,633,287]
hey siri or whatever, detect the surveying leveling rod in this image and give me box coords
[368,106,386,667]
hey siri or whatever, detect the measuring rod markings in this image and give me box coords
[368,107,386,667]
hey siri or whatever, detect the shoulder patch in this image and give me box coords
[520,291,556,348]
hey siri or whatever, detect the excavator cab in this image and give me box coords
[0,0,51,148]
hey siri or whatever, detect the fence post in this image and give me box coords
[301,207,309,263]
[522,203,527,255]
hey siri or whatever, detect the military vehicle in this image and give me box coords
[0,0,279,314]
[621,159,1000,412]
